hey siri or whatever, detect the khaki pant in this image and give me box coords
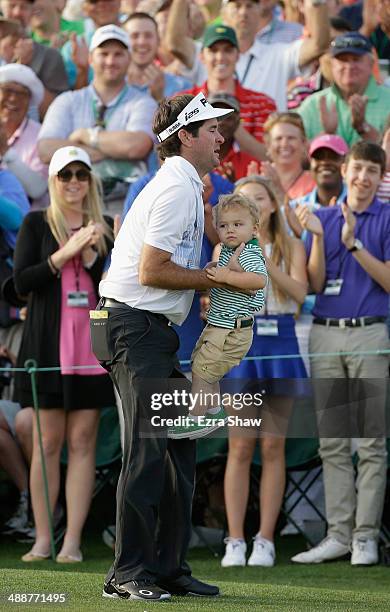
[192,324,253,384]
[309,323,389,544]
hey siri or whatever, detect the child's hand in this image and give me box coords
[227,242,245,272]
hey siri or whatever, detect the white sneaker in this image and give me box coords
[247,535,275,567]
[351,537,378,566]
[291,536,349,564]
[2,491,29,534]
[102,525,116,551]
[221,537,246,567]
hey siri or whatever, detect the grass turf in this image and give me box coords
[1,535,390,611]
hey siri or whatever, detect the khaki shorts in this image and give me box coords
[191,324,253,384]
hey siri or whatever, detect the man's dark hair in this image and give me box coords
[124,12,158,30]
[346,141,386,175]
[153,95,205,161]
[330,16,353,32]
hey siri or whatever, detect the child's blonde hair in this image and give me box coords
[212,193,260,228]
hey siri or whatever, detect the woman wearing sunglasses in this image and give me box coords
[13,146,114,563]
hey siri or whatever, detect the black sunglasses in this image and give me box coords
[57,169,91,183]
[331,37,371,51]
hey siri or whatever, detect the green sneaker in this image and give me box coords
[168,407,229,440]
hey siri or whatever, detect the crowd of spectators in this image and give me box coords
[0,0,389,568]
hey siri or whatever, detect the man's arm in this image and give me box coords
[206,266,267,290]
[69,129,153,160]
[165,0,197,69]
[234,124,267,161]
[38,138,104,163]
[298,0,330,68]
[139,244,218,290]
[351,252,390,293]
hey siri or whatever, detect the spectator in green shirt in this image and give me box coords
[30,0,84,48]
[297,33,390,146]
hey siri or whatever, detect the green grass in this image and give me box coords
[1,535,390,611]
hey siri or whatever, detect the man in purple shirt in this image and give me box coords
[292,142,390,566]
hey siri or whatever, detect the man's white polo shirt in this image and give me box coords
[236,38,303,111]
[99,156,204,325]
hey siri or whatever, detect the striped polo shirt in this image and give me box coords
[207,240,268,329]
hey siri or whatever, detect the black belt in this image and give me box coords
[98,297,172,325]
[313,316,386,328]
[99,297,128,309]
[234,318,254,329]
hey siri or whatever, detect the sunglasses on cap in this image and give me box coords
[57,168,91,182]
[331,36,372,51]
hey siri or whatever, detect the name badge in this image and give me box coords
[67,291,89,308]
[323,279,343,296]
[256,319,279,336]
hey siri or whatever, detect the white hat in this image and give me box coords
[157,92,234,142]
[89,24,131,52]
[48,146,92,176]
[0,64,44,108]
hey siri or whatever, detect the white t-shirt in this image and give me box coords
[99,156,204,325]
[235,39,303,111]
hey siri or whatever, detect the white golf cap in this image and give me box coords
[157,92,234,143]
[0,64,44,107]
[49,146,92,176]
[89,24,131,52]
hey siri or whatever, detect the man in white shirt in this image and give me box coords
[38,24,156,211]
[92,93,234,602]
[166,0,330,110]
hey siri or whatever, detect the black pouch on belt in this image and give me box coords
[89,309,111,362]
